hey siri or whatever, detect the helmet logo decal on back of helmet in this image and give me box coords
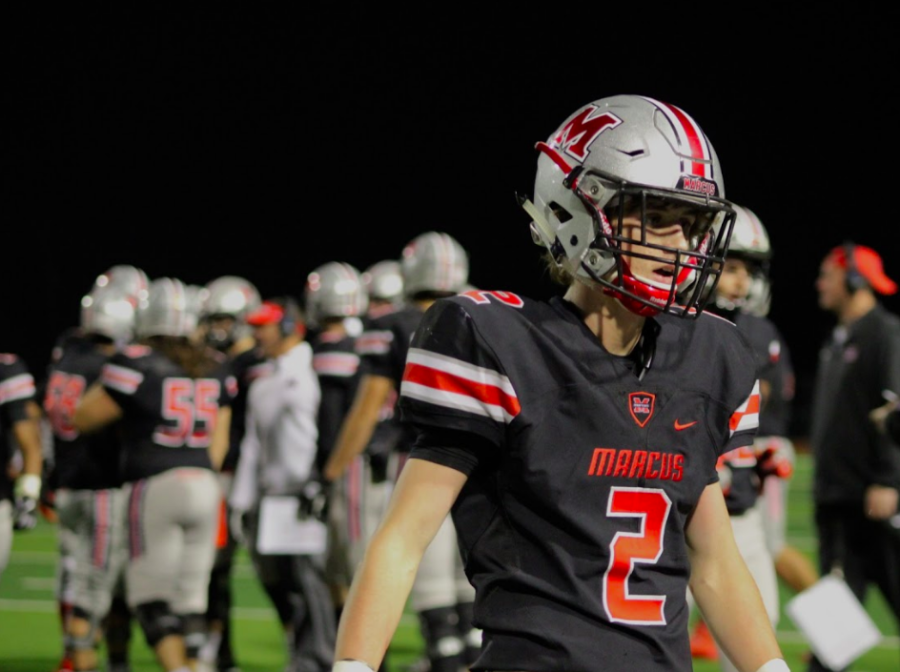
[551,106,623,162]
[629,392,656,428]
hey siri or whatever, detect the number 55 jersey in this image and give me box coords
[101,345,236,482]
[399,293,760,672]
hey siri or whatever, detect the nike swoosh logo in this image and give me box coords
[674,420,698,431]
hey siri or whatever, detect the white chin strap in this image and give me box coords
[521,198,557,247]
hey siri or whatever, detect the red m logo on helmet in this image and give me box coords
[552,106,623,162]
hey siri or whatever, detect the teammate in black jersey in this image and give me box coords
[196,274,266,672]
[690,205,812,668]
[0,352,42,583]
[327,234,479,672]
[74,278,234,672]
[45,284,137,672]
[334,95,787,672]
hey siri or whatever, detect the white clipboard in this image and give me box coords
[256,495,328,555]
[785,574,882,670]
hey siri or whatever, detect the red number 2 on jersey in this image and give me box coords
[603,486,672,626]
[44,371,87,441]
[459,290,524,308]
[154,377,221,449]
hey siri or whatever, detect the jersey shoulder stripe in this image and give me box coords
[0,373,36,405]
[355,330,394,355]
[314,352,360,377]
[101,363,145,396]
[401,347,520,424]
[729,379,760,437]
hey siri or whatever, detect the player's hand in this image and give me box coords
[298,478,330,522]
[13,474,41,531]
[864,485,899,520]
[753,445,793,493]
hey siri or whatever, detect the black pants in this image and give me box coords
[247,509,335,672]
[807,502,900,672]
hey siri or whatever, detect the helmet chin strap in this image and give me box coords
[600,257,680,318]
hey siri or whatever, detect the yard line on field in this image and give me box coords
[21,577,56,590]
[0,599,419,628]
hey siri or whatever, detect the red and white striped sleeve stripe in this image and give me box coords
[0,373,36,405]
[356,330,394,356]
[729,379,761,437]
[401,347,520,424]
[314,352,360,378]
[101,363,145,396]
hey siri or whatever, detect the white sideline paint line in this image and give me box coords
[21,577,56,590]
[0,598,420,627]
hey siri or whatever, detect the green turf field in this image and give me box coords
[1,454,897,671]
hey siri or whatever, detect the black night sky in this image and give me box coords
[5,10,898,437]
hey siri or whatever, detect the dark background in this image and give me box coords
[5,11,898,437]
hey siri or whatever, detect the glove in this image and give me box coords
[297,478,330,522]
[13,474,41,531]
[753,445,793,493]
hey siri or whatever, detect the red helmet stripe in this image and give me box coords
[643,98,711,179]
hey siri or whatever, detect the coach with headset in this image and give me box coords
[229,296,335,672]
[809,242,900,672]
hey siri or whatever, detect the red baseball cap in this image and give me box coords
[829,244,898,296]
[246,301,286,326]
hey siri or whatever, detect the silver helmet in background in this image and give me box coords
[80,284,137,345]
[199,275,261,351]
[135,278,193,339]
[400,232,469,299]
[305,262,368,329]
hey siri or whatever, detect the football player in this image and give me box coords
[197,275,266,672]
[333,95,787,672]
[325,233,479,672]
[0,351,42,582]
[304,262,369,623]
[74,278,234,672]
[43,264,149,672]
[44,284,137,672]
[689,206,815,668]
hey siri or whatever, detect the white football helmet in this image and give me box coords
[135,278,193,339]
[718,205,772,317]
[523,94,736,317]
[92,265,150,311]
[305,262,369,327]
[361,260,404,305]
[200,275,261,349]
[401,232,469,298]
[80,284,136,344]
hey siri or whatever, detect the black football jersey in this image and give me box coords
[101,345,237,482]
[356,304,424,454]
[221,347,272,473]
[715,312,795,514]
[400,294,760,672]
[43,335,123,490]
[734,312,793,437]
[312,332,361,468]
[0,354,37,502]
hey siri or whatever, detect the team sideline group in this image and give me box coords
[2,94,900,672]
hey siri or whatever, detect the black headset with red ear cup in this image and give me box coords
[843,241,868,293]
[274,296,302,337]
